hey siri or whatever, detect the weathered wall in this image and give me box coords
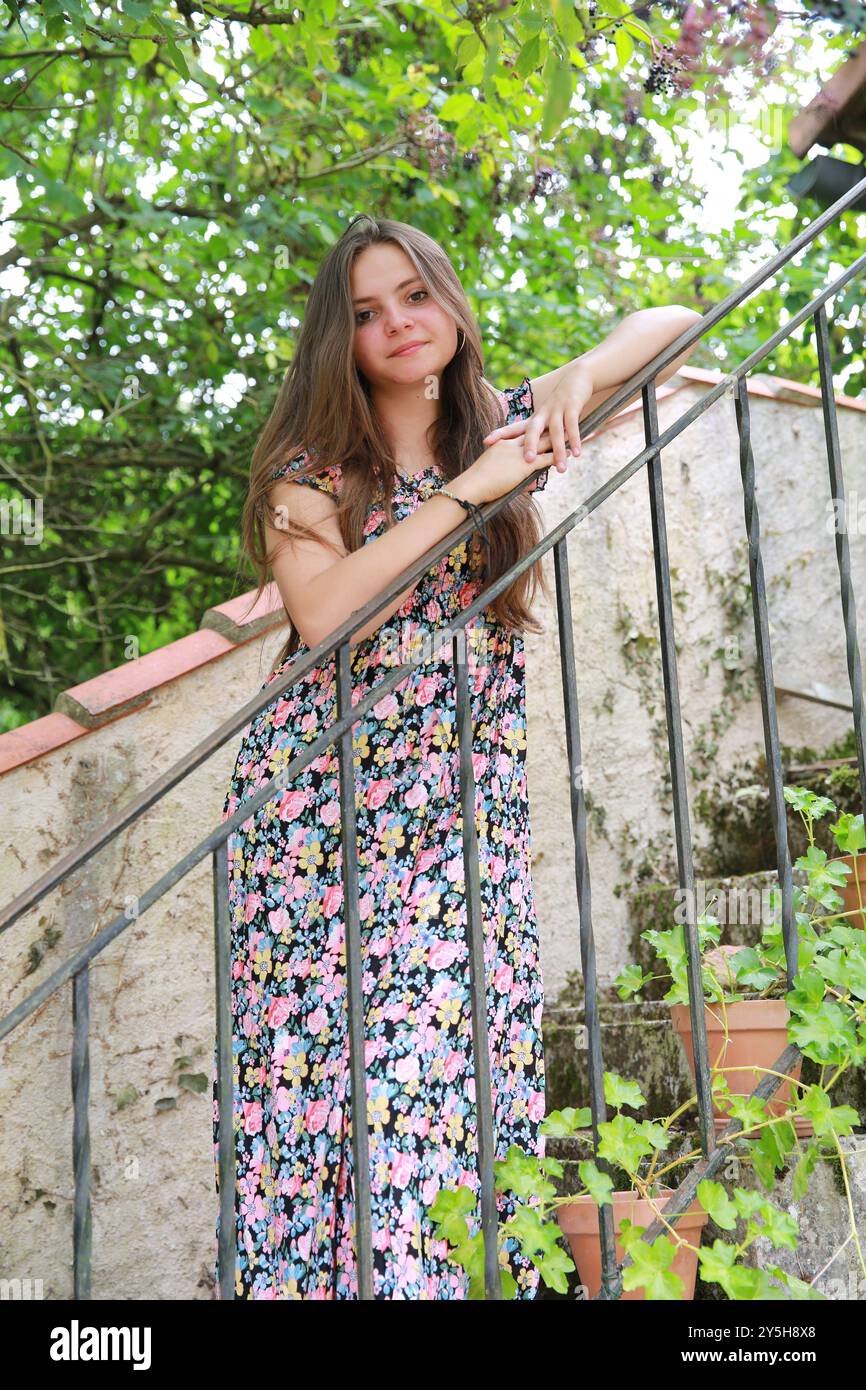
[526,377,865,1003]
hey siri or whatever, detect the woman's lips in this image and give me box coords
[389,341,428,357]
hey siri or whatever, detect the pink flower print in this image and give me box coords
[278,789,308,820]
[395,1054,420,1085]
[243,891,262,924]
[509,878,524,905]
[494,963,514,995]
[243,1100,263,1136]
[272,700,291,729]
[322,883,343,918]
[528,1090,546,1122]
[268,905,291,936]
[305,1097,330,1135]
[443,1050,464,1082]
[416,1115,432,1141]
[268,996,293,1029]
[369,932,392,959]
[471,752,488,780]
[307,1006,328,1035]
[415,675,438,707]
[320,800,341,827]
[275,1085,293,1113]
[417,847,438,873]
[497,752,511,777]
[373,691,399,719]
[404,780,428,810]
[373,1225,391,1252]
[359,892,373,920]
[364,508,386,537]
[301,710,318,734]
[445,856,464,884]
[428,939,460,971]
[391,1152,415,1189]
[298,1229,313,1263]
[366,779,393,811]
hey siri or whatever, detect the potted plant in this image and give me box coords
[429,785,865,1300]
[614,786,866,1139]
[429,1059,862,1300]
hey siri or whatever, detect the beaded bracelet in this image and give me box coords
[436,485,491,558]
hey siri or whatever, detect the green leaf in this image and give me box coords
[539,1105,592,1137]
[541,49,573,143]
[604,1071,646,1111]
[577,1160,614,1207]
[515,34,543,80]
[438,91,475,122]
[163,39,190,80]
[619,1224,685,1300]
[613,25,634,68]
[696,1178,738,1230]
[129,38,158,66]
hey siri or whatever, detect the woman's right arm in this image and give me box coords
[267,435,555,650]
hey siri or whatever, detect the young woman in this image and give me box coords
[212,215,701,1300]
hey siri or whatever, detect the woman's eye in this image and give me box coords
[355,289,427,325]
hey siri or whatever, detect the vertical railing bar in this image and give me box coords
[212,838,236,1300]
[642,380,715,1158]
[814,303,866,813]
[71,965,91,1299]
[551,535,622,1300]
[452,625,501,1301]
[734,378,797,986]
[335,639,374,1300]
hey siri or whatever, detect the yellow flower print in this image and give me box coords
[445,1113,465,1143]
[353,732,370,765]
[283,1052,309,1086]
[512,1039,533,1069]
[431,719,455,753]
[381,823,406,856]
[436,996,462,1028]
[369,1093,390,1128]
[298,840,324,874]
[268,746,293,778]
[501,722,527,756]
[253,947,272,984]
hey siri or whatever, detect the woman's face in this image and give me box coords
[350,241,460,389]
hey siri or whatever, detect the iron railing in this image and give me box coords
[2,174,866,1301]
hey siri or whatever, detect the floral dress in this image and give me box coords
[212,378,550,1300]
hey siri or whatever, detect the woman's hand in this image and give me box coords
[462,431,557,505]
[482,365,595,470]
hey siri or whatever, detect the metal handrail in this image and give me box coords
[3,170,866,1301]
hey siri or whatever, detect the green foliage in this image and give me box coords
[1,4,864,721]
[429,781,866,1299]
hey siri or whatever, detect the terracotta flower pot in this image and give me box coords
[832,851,866,929]
[670,998,812,1138]
[556,1189,708,1300]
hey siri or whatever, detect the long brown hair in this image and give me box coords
[239,216,550,673]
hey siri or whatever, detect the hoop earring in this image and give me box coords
[455,329,466,355]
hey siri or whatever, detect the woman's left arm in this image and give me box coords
[484,305,704,470]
